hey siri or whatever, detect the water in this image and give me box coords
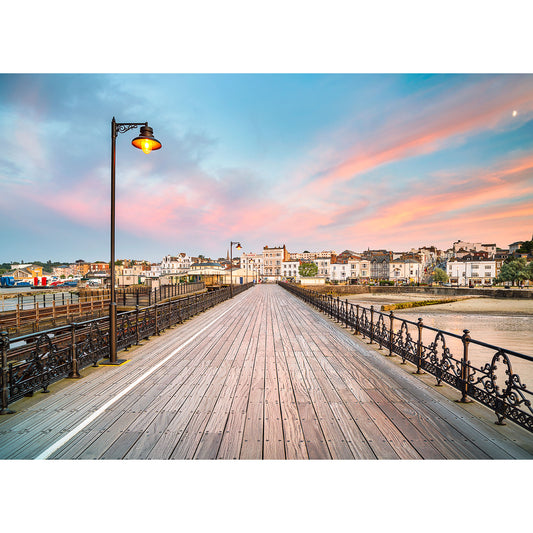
[0,288,79,312]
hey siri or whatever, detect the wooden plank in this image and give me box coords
[216,294,265,459]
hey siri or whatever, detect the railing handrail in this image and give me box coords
[0,282,253,411]
[278,281,533,433]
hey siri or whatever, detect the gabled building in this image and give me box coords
[161,253,192,275]
[389,258,422,284]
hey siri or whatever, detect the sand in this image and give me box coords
[346,294,533,315]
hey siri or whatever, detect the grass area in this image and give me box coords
[381,297,472,311]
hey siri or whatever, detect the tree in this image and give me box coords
[517,235,533,254]
[299,262,318,277]
[432,267,448,283]
[496,257,531,286]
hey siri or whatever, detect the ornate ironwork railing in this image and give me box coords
[278,282,533,433]
[0,283,253,411]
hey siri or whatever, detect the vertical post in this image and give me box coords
[69,323,81,378]
[416,318,424,374]
[388,311,395,357]
[135,305,140,345]
[16,304,20,330]
[355,304,360,335]
[35,302,39,328]
[345,299,349,328]
[109,117,118,364]
[369,305,375,344]
[459,329,472,403]
[155,303,159,336]
[0,331,14,414]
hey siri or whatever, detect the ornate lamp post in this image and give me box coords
[229,241,242,296]
[109,117,161,364]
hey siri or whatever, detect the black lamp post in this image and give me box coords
[109,117,161,364]
[229,241,242,296]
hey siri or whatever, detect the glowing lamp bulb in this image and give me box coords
[141,139,152,154]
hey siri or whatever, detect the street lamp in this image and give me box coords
[229,241,242,296]
[109,117,161,364]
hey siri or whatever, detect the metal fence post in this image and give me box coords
[135,305,140,345]
[355,305,360,335]
[69,323,81,378]
[388,311,395,357]
[458,329,472,403]
[155,303,160,336]
[0,331,14,414]
[369,305,374,344]
[416,318,424,374]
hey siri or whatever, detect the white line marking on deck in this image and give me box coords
[34,290,252,460]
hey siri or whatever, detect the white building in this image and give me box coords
[143,263,162,278]
[447,259,497,286]
[282,260,300,280]
[313,257,331,278]
[329,262,351,282]
[160,253,192,275]
[240,252,264,280]
[389,258,422,284]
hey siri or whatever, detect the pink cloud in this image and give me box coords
[288,77,533,203]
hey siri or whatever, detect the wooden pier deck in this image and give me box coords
[0,284,531,460]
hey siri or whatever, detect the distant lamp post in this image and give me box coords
[109,117,161,364]
[229,241,242,296]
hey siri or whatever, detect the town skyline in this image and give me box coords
[2,74,532,262]
[1,234,529,266]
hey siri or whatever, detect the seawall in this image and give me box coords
[300,285,533,299]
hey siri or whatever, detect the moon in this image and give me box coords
[512,110,518,117]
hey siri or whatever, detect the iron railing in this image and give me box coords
[0,283,253,411]
[278,282,533,433]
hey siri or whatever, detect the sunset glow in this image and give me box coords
[1,73,532,261]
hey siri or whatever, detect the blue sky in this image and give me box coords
[1,73,532,263]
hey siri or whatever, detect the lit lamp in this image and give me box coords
[109,117,162,364]
[230,241,242,297]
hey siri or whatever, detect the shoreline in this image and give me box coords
[346,293,533,316]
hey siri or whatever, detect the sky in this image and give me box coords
[1,72,532,263]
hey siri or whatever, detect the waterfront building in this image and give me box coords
[262,245,290,281]
[314,257,331,278]
[240,252,263,281]
[52,265,78,278]
[389,258,422,284]
[160,253,192,275]
[7,264,42,282]
[189,261,225,286]
[282,259,301,281]
[447,258,498,286]
[361,250,392,281]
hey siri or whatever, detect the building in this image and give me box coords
[52,265,78,278]
[447,258,498,286]
[262,245,290,281]
[189,261,226,286]
[314,257,331,278]
[389,258,422,284]
[8,264,43,282]
[240,252,263,281]
[361,250,392,281]
[160,253,192,275]
[282,260,300,281]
